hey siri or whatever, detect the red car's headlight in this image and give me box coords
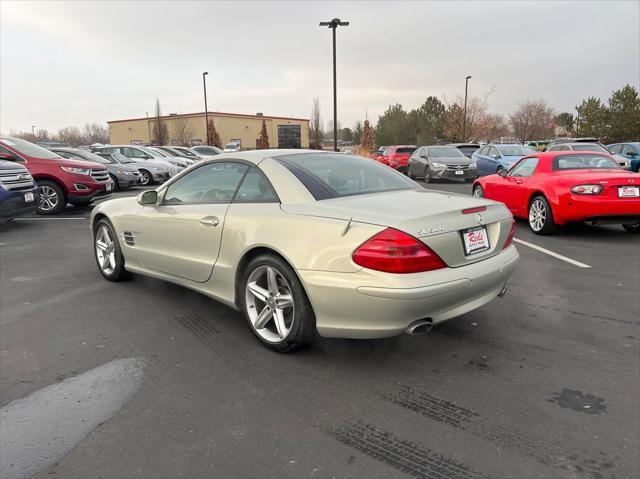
[571,184,603,195]
[353,228,446,273]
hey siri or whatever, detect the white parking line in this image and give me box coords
[513,238,591,269]
[14,217,87,221]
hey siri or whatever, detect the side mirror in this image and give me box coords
[0,152,15,160]
[498,168,508,177]
[628,151,638,157]
[137,190,158,206]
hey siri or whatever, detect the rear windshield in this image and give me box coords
[276,153,416,199]
[112,153,134,164]
[553,154,620,170]
[498,146,535,156]
[395,147,417,154]
[175,147,197,157]
[1,137,62,159]
[457,146,479,155]
[427,147,465,158]
[571,144,608,154]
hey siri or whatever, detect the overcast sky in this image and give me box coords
[1,0,639,133]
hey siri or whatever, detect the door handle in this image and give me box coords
[200,216,219,226]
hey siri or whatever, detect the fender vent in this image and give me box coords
[122,232,135,246]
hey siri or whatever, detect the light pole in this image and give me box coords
[319,18,349,152]
[31,125,36,141]
[462,75,472,142]
[202,72,209,145]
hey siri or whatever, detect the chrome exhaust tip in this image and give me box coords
[498,284,508,297]
[406,319,433,336]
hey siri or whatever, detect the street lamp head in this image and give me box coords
[466,75,472,80]
[319,18,349,28]
[203,71,209,76]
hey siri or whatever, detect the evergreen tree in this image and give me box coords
[207,119,222,148]
[361,119,375,151]
[575,97,609,140]
[607,84,640,142]
[257,119,269,149]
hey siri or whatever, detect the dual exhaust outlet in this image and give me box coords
[405,283,509,336]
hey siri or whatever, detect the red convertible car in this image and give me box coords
[472,151,640,234]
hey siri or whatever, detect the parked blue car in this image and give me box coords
[607,142,640,172]
[0,160,39,223]
[472,144,537,176]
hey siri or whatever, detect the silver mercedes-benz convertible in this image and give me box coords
[90,150,518,352]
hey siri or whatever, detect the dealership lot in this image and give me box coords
[1,182,638,479]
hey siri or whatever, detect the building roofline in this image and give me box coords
[108,111,310,124]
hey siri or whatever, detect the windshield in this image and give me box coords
[553,154,620,170]
[175,147,197,157]
[61,149,110,164]
[427,147,465,158]
[395,147,417,154]
[1,137,62,159]
[498,146,535,156]
[572,144,608,153]
[112,153,134,164]
[277,153,416,198]
[224,143,237,149]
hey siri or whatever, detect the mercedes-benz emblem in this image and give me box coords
[475,213,485,225]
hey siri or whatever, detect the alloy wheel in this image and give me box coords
[140,171,151,185]
[95,225,117,275]
[245,265,295,343]
[38,185,59,211]
[472,186,483,198]
[529,199,546,232]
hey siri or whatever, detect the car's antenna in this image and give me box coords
[342,217,353,236]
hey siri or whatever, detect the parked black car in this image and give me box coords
[0,159,39,223]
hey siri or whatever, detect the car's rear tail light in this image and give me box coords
[503,219,516,249]
[353,228,446,273]
[571,184,603,195]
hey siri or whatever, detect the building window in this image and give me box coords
[277,125,301,149]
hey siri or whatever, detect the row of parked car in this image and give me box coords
[0,137,224,221]
[369,139,640,182]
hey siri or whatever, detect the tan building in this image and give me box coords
[107,111,309,149]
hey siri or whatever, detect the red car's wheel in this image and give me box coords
[528,196,558,235]
[623,223,640,234]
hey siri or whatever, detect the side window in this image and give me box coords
[608,144,621,154]
[163,162,249,205]
[0,146,24,162]
[478,146,489,155]
[233,167,278,203]
[124,147,148,159]
[622,145,637,156]
[488,146,498,157]
[509,158,539,177]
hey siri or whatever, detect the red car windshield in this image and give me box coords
[1,137,62,159]
[553,154,620,170]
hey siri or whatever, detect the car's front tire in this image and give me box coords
[240,254,315,353]
[623,223,640,234]
[109,174,120,192]
[37,180,66,215]
[139,169,153,186]
[93,219,130,281]
[423,166,431,183]
[529,195,558,235]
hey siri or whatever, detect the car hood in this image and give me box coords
[0,160,28,171]
[430,156,471,165]
[282,188,510,237]
[42,157,107,170]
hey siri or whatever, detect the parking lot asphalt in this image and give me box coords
[1,181,638,479]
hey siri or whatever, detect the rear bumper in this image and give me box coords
[555,195,640,224]
[298,245,519,339]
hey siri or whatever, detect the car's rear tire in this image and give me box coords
[496,166,505,175]
[529,195,558,235]
[139,169,153,186]
[36,180,66,215]
[93,219,130,281]
[623,223,640,233]
[240,254,315,353]
[472,185,484,198]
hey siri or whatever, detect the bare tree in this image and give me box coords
[476,113,510,142]
[57,126,84,146]
[152,98,169,145]
[510,99,555,143]
[82,123,108,144]
[172,116,193,146]
[309,97,324,149]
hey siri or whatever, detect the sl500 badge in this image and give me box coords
[417,225,445,236]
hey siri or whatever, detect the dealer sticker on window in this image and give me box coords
[462,226,490,255]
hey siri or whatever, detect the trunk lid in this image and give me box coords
[282,188,514,267]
